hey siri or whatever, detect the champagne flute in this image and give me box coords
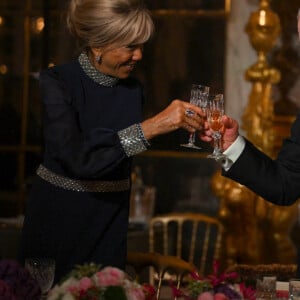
[181,84,210,149]
[25,258,55,299]
[207,94,227,160]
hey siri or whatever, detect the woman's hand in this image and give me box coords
[141,99,206,140]
[199,115,240,151]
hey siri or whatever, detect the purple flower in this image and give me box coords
[214,284,242,300]
[0,259,41,300]
[0,279,15,300]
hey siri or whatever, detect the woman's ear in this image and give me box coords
[90,47,102,64]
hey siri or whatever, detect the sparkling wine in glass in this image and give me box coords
[207,94,227,161]
[181,84,210,149]
[25,258,55,299]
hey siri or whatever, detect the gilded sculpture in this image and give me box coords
[213,0,298,268]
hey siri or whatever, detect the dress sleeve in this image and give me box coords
[40,69,133,179]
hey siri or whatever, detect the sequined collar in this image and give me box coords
[78,52,119,87]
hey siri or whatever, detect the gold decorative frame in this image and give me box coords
[151,0,231,18]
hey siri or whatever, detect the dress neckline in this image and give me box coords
[78,52,119,87]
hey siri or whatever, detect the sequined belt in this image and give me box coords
[36,165,130,192]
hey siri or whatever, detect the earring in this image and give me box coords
[96,54,102,64]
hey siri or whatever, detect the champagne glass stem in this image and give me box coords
[208,132,226,160]
[188,133,195,145]
[212,132,222,155]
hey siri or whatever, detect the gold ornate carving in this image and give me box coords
[212,0,298,269]
[243,0,280,154]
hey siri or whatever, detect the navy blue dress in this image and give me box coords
[19,59,144,282]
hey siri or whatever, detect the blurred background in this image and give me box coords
[1,0,300,270]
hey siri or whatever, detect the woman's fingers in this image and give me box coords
[140,99,207,140]
[174,100,205,131]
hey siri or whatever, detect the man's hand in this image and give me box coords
[199,115,239,151]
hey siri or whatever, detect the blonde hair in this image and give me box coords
[67,0,154,50]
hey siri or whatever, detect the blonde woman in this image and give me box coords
[19,0,205,283]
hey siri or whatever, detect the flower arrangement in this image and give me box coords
[47,263,156,300]
[171,261,256,300]
[0,259,41,300]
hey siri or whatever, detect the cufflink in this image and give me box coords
[217,157,233,170]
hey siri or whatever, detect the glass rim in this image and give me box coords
[208,93,224,101]
[25,257,56,264]
[191,84,210,92]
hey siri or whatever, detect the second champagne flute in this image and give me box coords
[180,84,210,149]
[207,94,227,161]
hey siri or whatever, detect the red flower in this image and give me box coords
[142,283,157,300]
[206,261,238,287]
[239,282,256,300]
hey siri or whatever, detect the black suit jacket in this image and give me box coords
[223,113,300,206]
[222,113,300,275]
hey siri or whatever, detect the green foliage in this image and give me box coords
[68,263,102,279]
[103,286,128,300]
[187,280,212,298]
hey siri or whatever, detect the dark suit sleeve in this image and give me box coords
[223,114,300,206]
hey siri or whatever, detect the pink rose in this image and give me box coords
[198,291,214,300]
[65,278,82,295]
[126,286,145,300]
[78,277,94,292]
[95,267,125,287]
[67,284,80,295]
[214,293,229,300]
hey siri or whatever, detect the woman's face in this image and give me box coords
[93,44,144,79]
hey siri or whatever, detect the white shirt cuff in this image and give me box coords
[222,135,246,171]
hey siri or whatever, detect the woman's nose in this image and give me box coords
[132,47,143,61]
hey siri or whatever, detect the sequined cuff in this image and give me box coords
[137,123,151,148]
[118,123,151,157]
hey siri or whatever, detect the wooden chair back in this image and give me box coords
[149,212,223,275]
